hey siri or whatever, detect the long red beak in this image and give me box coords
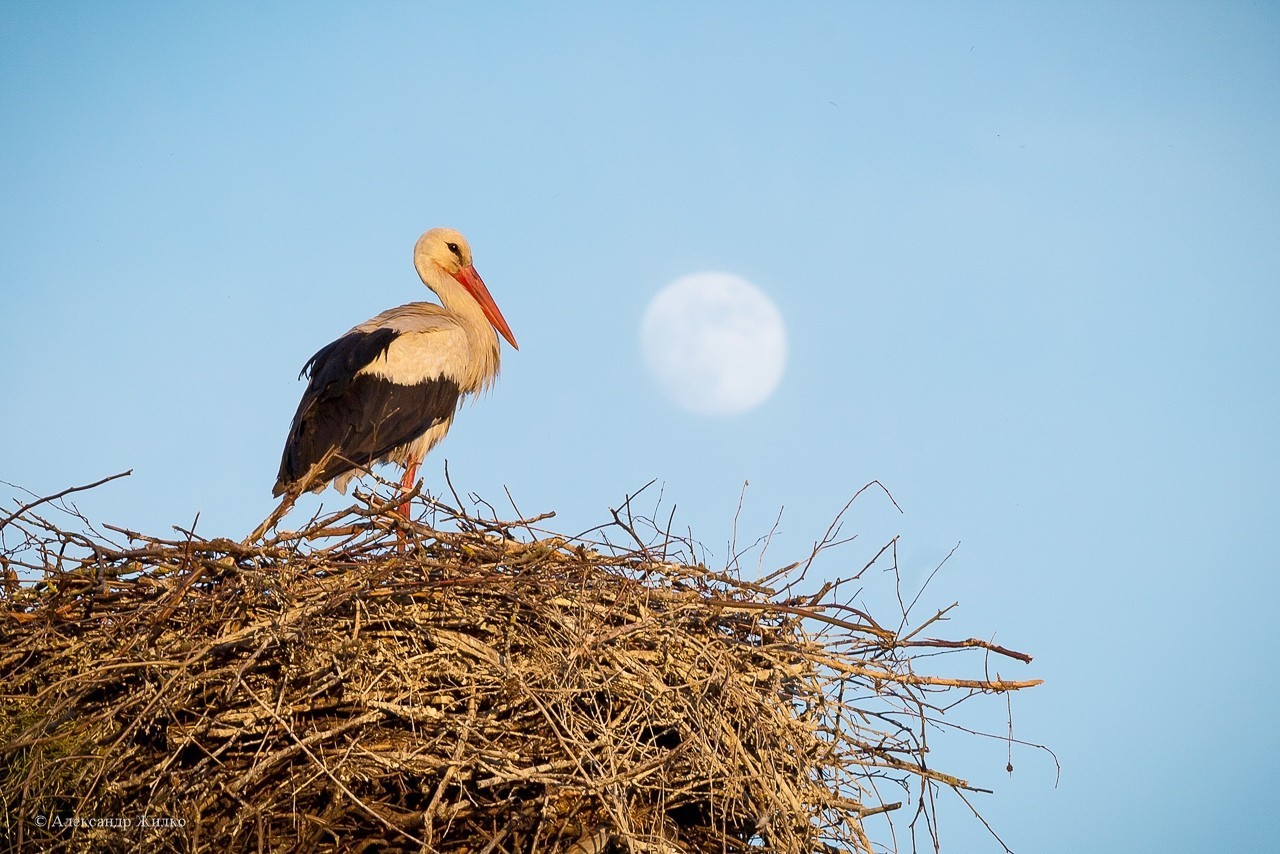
[452,265,518,349]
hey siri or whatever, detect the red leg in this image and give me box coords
[395,461,420,553]
[398,461,420,519]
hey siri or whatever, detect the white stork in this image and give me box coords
[272,227,517,515]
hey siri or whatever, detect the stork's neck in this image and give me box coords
[416,259,501,391]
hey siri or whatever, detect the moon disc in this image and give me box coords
[640,272,787,416]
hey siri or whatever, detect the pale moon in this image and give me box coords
[640,272,788,416]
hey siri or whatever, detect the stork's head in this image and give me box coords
[414,227,518,349]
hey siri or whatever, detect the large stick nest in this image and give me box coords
[0,478,1040,853]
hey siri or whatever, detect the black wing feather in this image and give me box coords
[273,329,461,495]
[300,327,398,394]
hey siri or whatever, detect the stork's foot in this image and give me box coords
[395,461,421,554]
[396,499,413,553]
[398,463,421,516]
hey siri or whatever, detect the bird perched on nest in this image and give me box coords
[272,228,518,516]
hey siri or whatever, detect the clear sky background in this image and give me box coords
[3,3,1278,851]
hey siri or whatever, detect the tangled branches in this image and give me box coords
[0,476,1041,852]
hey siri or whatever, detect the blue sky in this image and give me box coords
[3,3,1278,851]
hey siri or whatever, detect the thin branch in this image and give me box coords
[0,470,132,530]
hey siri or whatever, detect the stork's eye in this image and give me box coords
[446,242,461,256]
